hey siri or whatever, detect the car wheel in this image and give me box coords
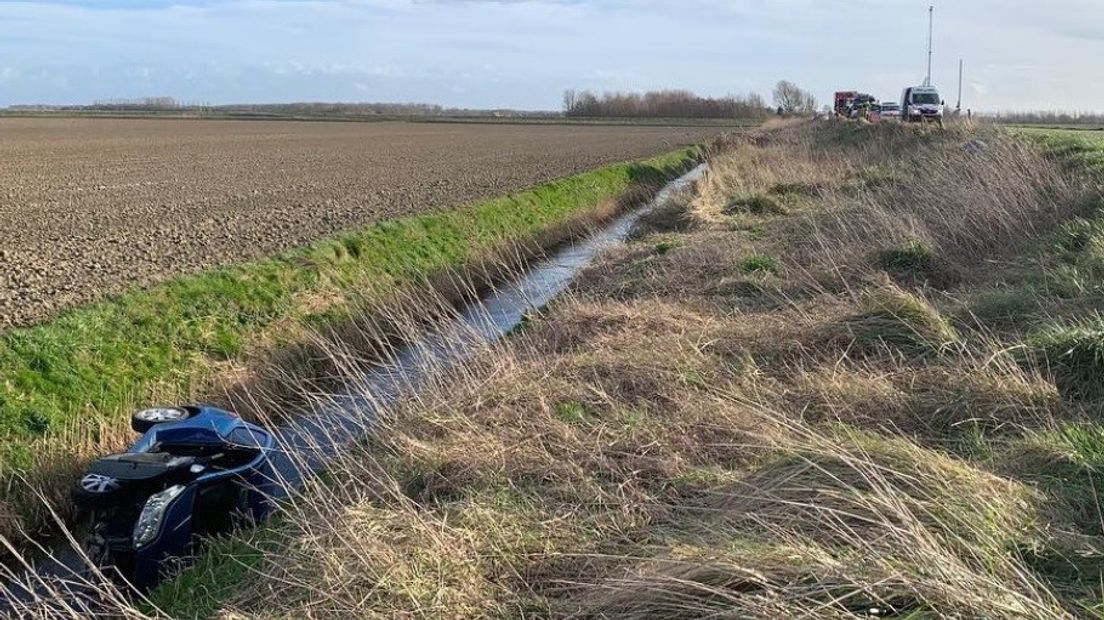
[72,473,125,509]
[132,406,191,433]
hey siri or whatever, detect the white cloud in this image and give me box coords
[0,0,1099,110]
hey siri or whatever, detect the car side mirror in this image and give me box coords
[942,100,946,106]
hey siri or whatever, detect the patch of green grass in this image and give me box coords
[1043,423,1104,467]
[738,254,779,275]
[555,401,589,424]
[678,361,707,387]
[1024,317,1104,400]
[0,147,701,527]
[1009,423,1104,602]
[1035,217,1104,298]
[653,240,680,255]
[145,526,282,619]
[619,407,648,431]
[1008,423,1104,537]
[1043,264,1096,298]
[969,289,1037,327]
[742,223,769,239]
[768,182,822,198]
[874,238,935,275]
[1019,128,1104,176]
[724,194,786,216]
[1053,218,1104,258]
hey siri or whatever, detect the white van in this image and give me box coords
[900,86,944,123]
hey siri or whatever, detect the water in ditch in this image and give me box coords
[3,163,706,608]
[270,163,707,486]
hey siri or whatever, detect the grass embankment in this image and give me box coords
[26,121,1104,618]
[0,146,701,541]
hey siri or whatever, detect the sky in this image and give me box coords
[0,0,1100,112]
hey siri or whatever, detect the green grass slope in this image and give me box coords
[0,146,701,539]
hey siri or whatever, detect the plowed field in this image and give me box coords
[0,118,725,328]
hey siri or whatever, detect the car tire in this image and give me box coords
[72,474,126,509]
[131,406,192,433]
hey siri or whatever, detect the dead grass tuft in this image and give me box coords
[835,282,959,356]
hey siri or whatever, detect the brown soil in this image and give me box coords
[0,118,724,329]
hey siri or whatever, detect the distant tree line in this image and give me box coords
[14,99,555,118]
[220,102,494,117]
[8,83,826,121]
[563,89,767,120]
[90,97,181,111]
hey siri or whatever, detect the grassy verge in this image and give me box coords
[0,146,701,541]
[1017,126,1104,175]
[143,528,282,619]
[29,121,1104,618]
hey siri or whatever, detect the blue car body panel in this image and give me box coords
[106,406,275,589]
[130,406,257,452]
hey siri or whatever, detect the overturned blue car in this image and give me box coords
[71,405,275,590]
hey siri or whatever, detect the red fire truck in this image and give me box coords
[834,91,858,117]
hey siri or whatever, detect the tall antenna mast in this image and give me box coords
[925,5,934,86]
[956,58,963,111]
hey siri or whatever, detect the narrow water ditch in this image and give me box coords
[2,163,707,610]
[269,163,707,488]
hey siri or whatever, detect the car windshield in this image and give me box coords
[912,93,940,105]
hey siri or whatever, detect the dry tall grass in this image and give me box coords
[0,174,674,555]
[694,123,1087,292]
[6,121,1104,618]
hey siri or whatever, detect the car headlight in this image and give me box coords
[133,484,186,548]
